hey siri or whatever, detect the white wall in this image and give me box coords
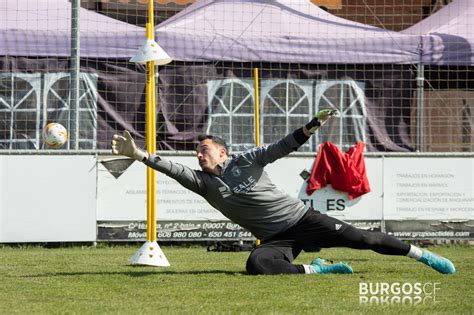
[97,155,473,222]
[0,154,472,242]
[0,155,97,242]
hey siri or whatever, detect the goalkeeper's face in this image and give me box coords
[196,139,227,174]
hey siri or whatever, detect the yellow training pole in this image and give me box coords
[129,0,169,267]
[146,0,157,242]
[253,67,261,246]
[253,68,260,146]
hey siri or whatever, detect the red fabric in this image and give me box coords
[306,142,370,200]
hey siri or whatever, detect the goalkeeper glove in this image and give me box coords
[111,130,148,161]
[305,109,338,134]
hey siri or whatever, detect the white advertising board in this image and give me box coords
[97,156,226,221]
[383,158,474,220]
[0,155,97,242]
[98,155,383,222]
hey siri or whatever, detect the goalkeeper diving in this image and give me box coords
[112,109,455,275]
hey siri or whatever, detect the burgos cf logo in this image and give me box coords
[231,166,242,177]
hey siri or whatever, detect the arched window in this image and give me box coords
[206,78,366,152]
[207,79,255,152]
[260,79,313,151]
[314,80,367,151]
[0,73,98,150]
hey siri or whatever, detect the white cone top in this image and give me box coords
[130,39,172,65]
[129,240,170,267]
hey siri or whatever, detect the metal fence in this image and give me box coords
[1,0,472,154]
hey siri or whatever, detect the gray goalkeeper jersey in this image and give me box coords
[144,132,309,240]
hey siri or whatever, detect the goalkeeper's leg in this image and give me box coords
[335,225,455,274]
[294,210,455,274]
[246,246,303,275]
[335,226,411,255]
[246,244,352,275]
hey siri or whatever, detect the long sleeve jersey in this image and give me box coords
[144,132,309,240]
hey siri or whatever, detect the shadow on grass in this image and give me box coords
[19,270,247,278]
[19,270,373,278]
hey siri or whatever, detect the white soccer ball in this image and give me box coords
[44,123,68,149]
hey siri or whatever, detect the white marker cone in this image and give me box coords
[129,240,170,267]
[130,39,172,65]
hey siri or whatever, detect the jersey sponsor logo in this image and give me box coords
[231,175,257,193]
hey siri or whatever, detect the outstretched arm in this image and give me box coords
[252,109,338,166]
[111,131,204,194]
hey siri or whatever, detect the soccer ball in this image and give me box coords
[44,123,68,149]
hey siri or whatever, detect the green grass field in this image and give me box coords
[0,244,472,314]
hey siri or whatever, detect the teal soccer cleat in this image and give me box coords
[310,258,353,274]
[419,250,456,274]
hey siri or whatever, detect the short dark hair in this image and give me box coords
[197,134,229,155]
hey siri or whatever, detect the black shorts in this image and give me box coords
[259,208,351,262]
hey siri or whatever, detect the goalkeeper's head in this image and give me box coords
[196,135,229,174]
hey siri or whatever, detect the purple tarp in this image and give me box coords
[0,0,144,58]
[402,0,474,65]
[155,0,422,64]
